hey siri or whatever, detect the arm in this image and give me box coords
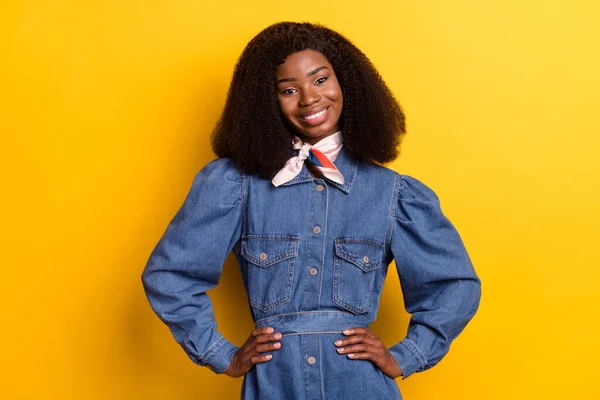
[141,159,243,373]
[388,175,481,379]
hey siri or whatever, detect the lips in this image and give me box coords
[299,106,329,125]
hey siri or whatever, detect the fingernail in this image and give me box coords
[343,329,351,335]
[274,342,281,348]
[266,327,274,333]
[337,348,344,353]
[266,354,272,360]
[274,333,282,339]
[335,340,342,346]
[348,354,355,358]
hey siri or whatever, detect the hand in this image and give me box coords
[334,327,403,379]
[223,327,282,378]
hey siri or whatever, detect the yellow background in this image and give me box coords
[2,0,599,399]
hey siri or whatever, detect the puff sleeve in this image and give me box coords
[388,175,481,379]
[141,159,243,373]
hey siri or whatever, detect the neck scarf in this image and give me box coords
[271,131,344,187]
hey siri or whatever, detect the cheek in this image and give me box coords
[277,100,297,120]
[324,85,343,103]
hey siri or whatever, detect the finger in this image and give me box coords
[244,336,282,357]
[346,352,375,360]
[252,327,274,337]
[255,332,282,344]
[337,344,384,355]
[334,335,380,347]
[255,342,281,353]
[342,327,376,338]
[250,354,273,364]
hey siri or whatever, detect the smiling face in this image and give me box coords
[275,49,343,145]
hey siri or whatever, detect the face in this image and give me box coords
[275,49,343,145]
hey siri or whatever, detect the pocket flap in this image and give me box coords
[334,239,384,272]
[241,235,299,268]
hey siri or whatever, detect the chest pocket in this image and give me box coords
[333,238,385,314]
[241,234,299,312]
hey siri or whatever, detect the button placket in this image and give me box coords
[301,179,328,311]
[301,335,323,399]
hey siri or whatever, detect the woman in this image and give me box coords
[142,21,481,399]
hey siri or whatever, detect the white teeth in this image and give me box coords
[303,109,326,120]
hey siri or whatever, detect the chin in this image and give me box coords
[299,125,335,138]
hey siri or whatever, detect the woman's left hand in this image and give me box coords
[334,327,403,379]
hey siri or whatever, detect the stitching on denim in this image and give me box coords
[318,335,325,400]
[241,248,298,267]
[401,338,428,370]
[332,297,368,314]
[243,235,300,240]
[249,260,295,312]
[332,249,373,314]
[301,336,309,398]
[248,253,297,312]
[280,331,356,337]
[240,236,299,267]
[335,251,382,271]
[386,173,403,247]
[333,240,384,274]
[200,337,224,362]
[280,171,314,187]
[327,157,358,194]
[317,180,328,309]
[280,253,296,311]
[334,237,385,247]
[255,310,368,324]
[241,172,247,235]
[299,183,314,311]
[334,238,385,273]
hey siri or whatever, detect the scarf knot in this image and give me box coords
[271,131,344,187]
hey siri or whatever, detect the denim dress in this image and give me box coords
[142,147,481,399]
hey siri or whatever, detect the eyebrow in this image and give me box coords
[276,66,329,84]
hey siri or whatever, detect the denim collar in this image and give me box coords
[278,146,358,194]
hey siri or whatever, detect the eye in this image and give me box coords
[281,88,297,95]
[315,76,328,85]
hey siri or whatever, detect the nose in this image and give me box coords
[298,87,320,107]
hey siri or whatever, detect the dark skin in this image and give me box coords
[275,49,343,145]
[224,50,404,379]
[334,328,403,378]
[223,327,282,377]
[224,326,403,379]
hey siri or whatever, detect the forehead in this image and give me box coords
[276,49,333,77]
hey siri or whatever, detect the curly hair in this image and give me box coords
[211,22,406,178]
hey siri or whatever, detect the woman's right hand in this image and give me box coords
[223,327,282,378]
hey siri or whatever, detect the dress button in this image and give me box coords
[313,226,321,234]
[307,356,316,365]
[309,267,318,276]
[260,253,267,261]
[363,256,369,263]
[316,184,324,192]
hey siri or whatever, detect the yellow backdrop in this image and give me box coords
[2,0,599,399]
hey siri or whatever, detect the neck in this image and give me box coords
[299,130,342,146]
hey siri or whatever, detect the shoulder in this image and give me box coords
[355,163,438,202]
[185,158,243,208]
[193,158,243,185]
[391,174,448,226]
[395,174,440,203]
[355,160,399,184]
